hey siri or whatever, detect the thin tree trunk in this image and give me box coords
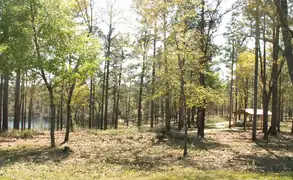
[64,84,75,143]
[271,26,280,136]
[262,15,268,140]
[161,98,165,125]
[151,24,157,128]
[60,91,64,131]
[243,78,249,131]
[0,75,3,131]
[92,79,95,128]
[115,61,122,129]
[112,82,117,128]
[163,3,171,131]
[104,24,113,130]
[14,69,21,130]
[252,0,260,141]
[187,108,191,128]
[100,62,106,130]
[56,106,60,131]
[49,89,56,148]
[191,106,196,126]
[229,43,235,129]
[89,77,93,129]
[2,71,8,132]
[28,83,34,130]
[137,46,147,127]
[277,75,282,132]
[23,73,27,130]
[20,73,25,130]
[126,83,131,127]
[178,55,187,156]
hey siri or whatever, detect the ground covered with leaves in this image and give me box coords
[0,118,293,179]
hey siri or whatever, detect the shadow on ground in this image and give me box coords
[0,147,71,167]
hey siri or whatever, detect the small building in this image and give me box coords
[233,108,272,129]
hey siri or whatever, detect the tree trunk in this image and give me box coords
[191,106,196,126]
[60,91,64,130]
[197,0,206,138]
[112,82,117,128]
[277,75,282,132]
[48,89,56,148]
[14,69,21,130]
[104,24,113,130]
[261,15,268,140]
[187,108,191,128]
[64,84,75,143]
[100,62,106,130]
[56,105,60,131]
[115,62,122,129]
[2,72,8,132]
[126,83,131,127]
[0,75,3,131]
[137,48,147,127]
[274,0,293,84]
[28,84,34,130]
[151,24,157,128]
[20,73,25,130]
[252,0,260,141]
[163,4,171,131]
[89,77,93,129]
[92,80,95,128]
[271,26,280,136]
[229,43,235,129]
[23,73,27,130]
[243,78,249,131]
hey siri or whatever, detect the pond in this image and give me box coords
[7,117,50,130]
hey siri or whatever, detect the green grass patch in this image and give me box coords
[0,129,42,139]
[132,169,293,180]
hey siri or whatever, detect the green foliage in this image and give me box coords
[0,129,41,139]
[185,84,223,108]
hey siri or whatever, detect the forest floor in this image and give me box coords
[0,117,293,180]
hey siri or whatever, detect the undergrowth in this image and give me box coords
[0,129,42,139]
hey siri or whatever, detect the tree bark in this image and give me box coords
[243,78,249,131]
[252,0,260,141]
[151,23,157,128]
[20,74,25,130]
[277,74,282,132]
[229,43,235,129]
[163,3,171,131]
[274,0,293,84]
[0,75,3,131]
[138,35,148,127]
[2,71,9,132]
[14,69,21,130]
[89,77,93,129]
[271,26,280,136]
[60,90,64,130]
[28,83,34,130]
[197,0,206,138]
[261,15,268,140]
[100,62,106,130]
[64,84,75,143]
[48,89,56,148]
[115,61,122,129]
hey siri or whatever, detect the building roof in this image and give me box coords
[234,108,272,116]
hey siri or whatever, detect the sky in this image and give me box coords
[95,0,236,80]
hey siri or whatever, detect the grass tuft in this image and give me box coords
[0,129,42,139]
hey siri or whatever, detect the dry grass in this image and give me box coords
[0,118,293,179]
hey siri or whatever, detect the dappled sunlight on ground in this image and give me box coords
[0,118,293,179]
